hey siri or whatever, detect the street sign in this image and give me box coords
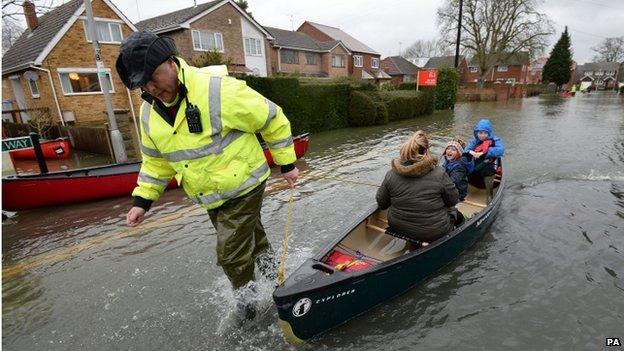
[2,136,33,152]
[418,70,438,86]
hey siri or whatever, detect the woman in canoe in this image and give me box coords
[376,130,460,243]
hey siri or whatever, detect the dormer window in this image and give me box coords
[83,19,123,44]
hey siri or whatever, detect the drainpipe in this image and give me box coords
[277,47,282,72]
[29,65,65,126]
[125,88,140,143]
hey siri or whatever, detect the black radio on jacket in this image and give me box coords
[185,103,202,133]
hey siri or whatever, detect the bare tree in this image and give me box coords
[2,16,23,53]
[2,0,59,20]
[402,38,454,59]
[437,0,554,85]
[591,37,624,63]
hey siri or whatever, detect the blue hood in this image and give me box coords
[473,119,493,138]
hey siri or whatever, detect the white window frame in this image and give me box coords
[469,66,478,73]
[192,30,224,52]
[353,55,363,68]
[371,57,379,69]
[244,37,262,56]
[332,54,345,68]
[27,78,40,98]
[497,65,508,72]
[57,68,115,96]
[82,19,123,44]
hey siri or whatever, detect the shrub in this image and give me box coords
[397,82,418,90]
[374,90,434,121]
[189,50,233,67]
[380,83,395,91]
[434,68,459,110]
[239,76,350,134]
[348,91,377,127]
[374,101,389,125]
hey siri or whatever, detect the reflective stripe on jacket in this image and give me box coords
[132,57,296,209]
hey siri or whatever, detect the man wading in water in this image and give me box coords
[115,31,299,322]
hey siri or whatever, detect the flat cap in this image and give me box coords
[115,30,177,90]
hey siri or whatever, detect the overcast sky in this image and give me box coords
[10,0,624,63]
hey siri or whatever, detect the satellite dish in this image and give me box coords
[23,71,39,81]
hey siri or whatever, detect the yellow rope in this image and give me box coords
[276,187,295,285]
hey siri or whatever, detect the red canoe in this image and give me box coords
[2,133,310,211]
[9,138,71,160]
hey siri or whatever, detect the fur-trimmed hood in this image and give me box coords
[392,155,438,177]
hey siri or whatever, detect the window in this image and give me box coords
[305,53,316,65]
[244,37,262,56]
[606,70,615,75]
[192,30,224,52]
[584,71,593,76]
[371,57,379,69]
[280,50,298,64]
[497,65,508,72]
[58,69,114,95]
[83,20,123,43]
[27,79,40,98]
[353,55,363,67]
[596,70,604,76]
[469,66,478,73]
[332,54,345,68]
[403,75,414,82]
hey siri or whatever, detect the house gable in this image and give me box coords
[35,0,136,68]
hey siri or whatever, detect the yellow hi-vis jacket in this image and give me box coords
[133,58,296,210]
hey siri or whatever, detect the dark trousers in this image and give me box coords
[208,181,271,290]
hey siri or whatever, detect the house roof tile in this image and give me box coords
[135,0,221,33]
[382,56,419,75]
[304,21,379,55]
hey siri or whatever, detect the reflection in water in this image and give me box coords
[7,149,113,175]
[2,92,623,350]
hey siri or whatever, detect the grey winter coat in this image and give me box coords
[376,155,459,242]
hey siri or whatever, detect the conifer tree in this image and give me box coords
[542,27,573,89]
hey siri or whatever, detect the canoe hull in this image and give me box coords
[9,138,71,160]
[2,134,310,211]
[273,178,504,342]
[264,133,309,167]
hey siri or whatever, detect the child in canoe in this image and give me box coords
[441,137,473,202]
[465,119,505,204]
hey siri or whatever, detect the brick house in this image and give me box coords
[264,26,350,78]
[424,55,468,83]
[2,0,140,127]
[527,57,548,84]
[380,56,420,86]
[464,52,530,84]
[573,61,621,90]
[135,0,273,77]
[296,21,390,83]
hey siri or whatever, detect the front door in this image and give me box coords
[9,76,30,123]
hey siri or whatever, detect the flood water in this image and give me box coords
[2,92,623,350]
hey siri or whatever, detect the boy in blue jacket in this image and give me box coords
[465,119,505,203]
[441,138,473,202]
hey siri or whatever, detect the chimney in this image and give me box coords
[23,0,39,31]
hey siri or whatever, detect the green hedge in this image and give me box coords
[435,68,459,110]
[240,76,349,134]
[367,90,434,121]
[397,82,418,90]
[348,91,377,127]
[238,75,435,132]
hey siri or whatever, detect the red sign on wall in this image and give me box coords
[418,69,438,86]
